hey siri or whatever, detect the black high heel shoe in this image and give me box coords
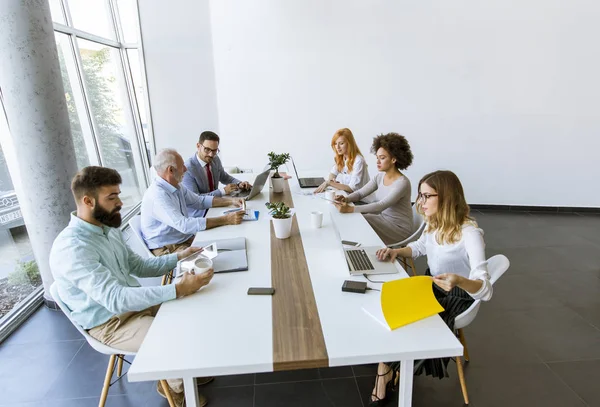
[369,368,396,407]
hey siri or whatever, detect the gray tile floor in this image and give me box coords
[1,210,599,407]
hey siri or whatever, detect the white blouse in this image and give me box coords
[407,224,493,301]
[330,155,370,192]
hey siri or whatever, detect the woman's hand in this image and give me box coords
[376,247,397,262]
[432,273,464,292]
[314,181,329,194]
[334,195,346,203]
[335,202,354,213]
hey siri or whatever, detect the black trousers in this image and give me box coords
[387,269,474,379]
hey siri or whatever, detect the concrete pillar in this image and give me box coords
[0,0,78,300]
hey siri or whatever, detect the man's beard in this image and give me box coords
[92,205,122,228]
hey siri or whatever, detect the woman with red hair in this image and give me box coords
[314,128,370,194]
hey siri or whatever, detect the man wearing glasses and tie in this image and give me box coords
[182,131,252,196]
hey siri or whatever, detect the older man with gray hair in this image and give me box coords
[141,148,245,256]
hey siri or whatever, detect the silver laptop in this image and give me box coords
[332,220,398,275]
[178,237,248,274]
[230,169,270,200]
[290,157,325,188]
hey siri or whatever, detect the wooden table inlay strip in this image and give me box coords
[270,179,329,371]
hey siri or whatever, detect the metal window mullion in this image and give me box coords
[108,0,149,187]
[108,0,125,45]
[135,0,157,161]
[119,48,151,186]
[60,0,74,27]
[111,46,149,192]
[60,33,101,166]
[53,23,121,48]
[71,36,105,167]
[56,0,68,24]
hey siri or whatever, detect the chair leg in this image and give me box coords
[160,380,177,407]
[117,355,124,377]
[161,275,167,286]
[168,270,173,285]
[456,355,469,405]
[458,328,470,362]
[99,354,116,407]
[409,257,417,276]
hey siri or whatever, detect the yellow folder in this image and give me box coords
[380,276,444,330]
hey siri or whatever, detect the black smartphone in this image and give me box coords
[247,287,275,295]
[341,240,360,247]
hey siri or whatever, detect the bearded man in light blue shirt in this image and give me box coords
[50,166,213,407]
[141,149,245,256]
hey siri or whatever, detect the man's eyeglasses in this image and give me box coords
[417,193,438,203]
[200,145,220,155]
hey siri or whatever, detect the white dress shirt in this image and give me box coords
[330,155,370,192]
[408,224,493,301]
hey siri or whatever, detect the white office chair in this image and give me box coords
[128,215,153,259]
[50,283,177,407]
[128,215,172,285]
[387,205,426,275]
[453,254,510,406]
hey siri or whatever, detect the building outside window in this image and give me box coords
[0,0,154,331]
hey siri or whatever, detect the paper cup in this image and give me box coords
[311,211,323,228]
[325,190,335,203]
[193,257,213,274]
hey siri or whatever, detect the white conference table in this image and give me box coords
[128,172,462,407]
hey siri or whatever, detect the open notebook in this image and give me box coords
[177,237,248,275]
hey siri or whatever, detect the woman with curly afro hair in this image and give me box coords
[334,132,414,245]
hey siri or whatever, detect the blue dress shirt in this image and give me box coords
[49,214,178,330]
[141,177,214,249]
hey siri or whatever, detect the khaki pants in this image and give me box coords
[151,237,194,257]
[88,305,184,393]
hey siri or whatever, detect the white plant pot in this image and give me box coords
[272,216,293,239]
[271,176,285,193]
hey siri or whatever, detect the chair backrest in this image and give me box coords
[387,205,426,248]
[128,215,153,259]
[50,283,134,356]
[454,254,510,330]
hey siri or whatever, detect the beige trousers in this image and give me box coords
[88,305,183,393]
[151,237,194,257]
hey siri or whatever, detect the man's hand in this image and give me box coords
[376,247,398,262]
[314,181,329,194]
[229,198,244,207]
[224,210,245,225]
[433,273,464,292]
[175,269,214,298]
[224,183,239,195]
[238,181,252,190]
[334,202,354,213]
[177,246,203,260]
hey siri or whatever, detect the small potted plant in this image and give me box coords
[268,152,291,193]
[265,201,294,239]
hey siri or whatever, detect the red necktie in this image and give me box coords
[206,164,215,192]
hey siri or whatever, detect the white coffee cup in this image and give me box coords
[325,190,335,203]
[311,211,323,228]
[193,257,213,274]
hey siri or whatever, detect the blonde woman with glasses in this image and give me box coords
[368,170,492,406]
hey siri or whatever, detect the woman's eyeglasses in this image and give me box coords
[417,193,438,203]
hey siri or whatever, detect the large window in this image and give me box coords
[51,0,154,213]
[0,0,153,329]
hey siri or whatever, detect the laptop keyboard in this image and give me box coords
[347,249,375,271]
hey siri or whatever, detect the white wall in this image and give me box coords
[138,0,219,159]
[142,0,600,206]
